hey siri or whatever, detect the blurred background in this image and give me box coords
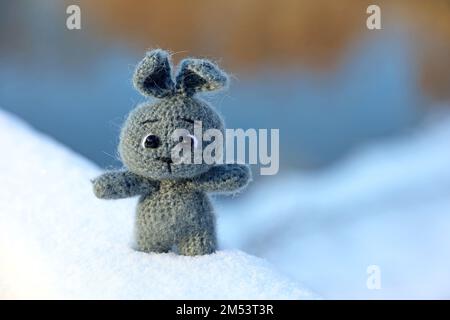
[1,0,450,298]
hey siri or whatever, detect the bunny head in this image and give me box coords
[118,49,228,180]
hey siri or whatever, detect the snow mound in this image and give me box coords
[0,110,315,299]
[218,112,450,299]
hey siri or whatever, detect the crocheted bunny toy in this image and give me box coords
[92,49,251,255]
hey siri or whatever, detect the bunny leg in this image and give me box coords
[135,226,173,253]
[177,230,217,256]
[135,235,172,253]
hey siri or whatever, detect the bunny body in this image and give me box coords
[136,179,215,255]
[92,50,251,255]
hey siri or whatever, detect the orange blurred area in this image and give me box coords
[83,0,366,69]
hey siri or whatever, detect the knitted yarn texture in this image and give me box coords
[92,49,251,255]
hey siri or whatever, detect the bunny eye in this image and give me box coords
[142,134,161,149]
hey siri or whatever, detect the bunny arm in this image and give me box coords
[191,164,251,193]
[92,170,158,199]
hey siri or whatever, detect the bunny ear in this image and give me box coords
[133,49,174,98]
[175,59,228,96]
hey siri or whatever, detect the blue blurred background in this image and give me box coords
[3,0,448,173]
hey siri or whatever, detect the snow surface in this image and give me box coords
[2,107,450,300]
[0,110,315,299]
[218,112,450,299]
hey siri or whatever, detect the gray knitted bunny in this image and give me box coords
[92,49,251,256]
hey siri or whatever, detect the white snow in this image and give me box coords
[3,106,450,300]
[0,110,315,299]
[218,112,450,299]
